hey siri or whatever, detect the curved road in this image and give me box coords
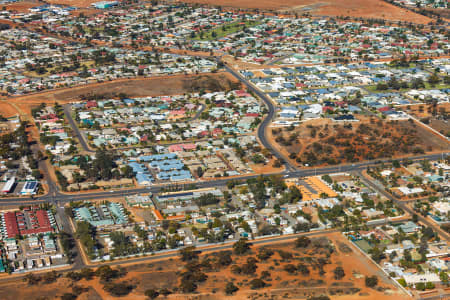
[222,62,297,172]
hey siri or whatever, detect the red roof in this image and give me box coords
[378,106,391,112]
[4,212,19,238]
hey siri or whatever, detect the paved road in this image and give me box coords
[0,229,338,283]
[222,61,297,172]
[0,152,447,206]
[63,104,94,153]
[358,171,450,241]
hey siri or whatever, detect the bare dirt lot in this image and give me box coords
[0,232,409,300]
[44,0,101,8]
[400,103,450,138]
[2,73,241,115]
[269,116,450,167]
[2,1,37,13]
[179,0,432,24]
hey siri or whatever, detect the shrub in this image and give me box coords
[225,282,239,295]
[103,282,134,296]
[295,236,311,248]
[145,289,159,299]
[249,278,266,289]
[365,275,378,288]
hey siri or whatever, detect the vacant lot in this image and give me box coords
[2,73,240,115]
[44,0,101,7]
[0,232,408,300]
[401,103,450,137]
[180,0,431,23]
[269,116,449,167]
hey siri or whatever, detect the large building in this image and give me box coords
[156,187,223,203]
[92,1,119,9]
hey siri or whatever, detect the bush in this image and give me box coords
[397,278,407,287]
[60,293,77,300]
[249,278,266,289]
[225,282,239,295]
[145,289,159,299]
[180,280,197,293]
[297,263,310,275]
[257,248,274,261]
[295,236,311,248]
[284,264,297,274]
[217,251,233,266]
[179,246,198,261]
[159,288,172,296]
[365,275,378,288]
[233,238,251,255]
[103,282,134,296]
[333,266,345,280]
[96,265,119,282]
[308,296,330,300]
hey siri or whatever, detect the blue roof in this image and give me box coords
[24,181,38,190]
[136,173,153,184]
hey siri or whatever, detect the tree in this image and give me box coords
[416,282,426,291]
[297,263,310,275]
[24,273,40,285]
[95,265,119,282]
[427,73,441,87]
[103,282,134,296]
[257,248,274,261]
[440,271,449,284]
[333,266,345,280]
[295,236,311,248]
[233,238,251,255]
[180,280,197,293]
[217,251,233,267]
[179,246,198,262]
[61,293,77,300]
[308,296,330,300]
[145,289,159,299]
[321,174,332,184]
[249,278,266,289]
[284,264,297,274]
[365,275,378,288]
[225,282,239,295]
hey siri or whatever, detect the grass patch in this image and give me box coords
[191,20,260,41]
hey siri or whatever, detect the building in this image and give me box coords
[126,195,153,208]
[92,1,119,9]
[20,181,39,195]
[157,188,223,203]
[2,177,16,194]
[403,273,441,286]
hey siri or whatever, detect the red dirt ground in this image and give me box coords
[1,73,241,115]
[0,232,410,300]
[178,0,432,24]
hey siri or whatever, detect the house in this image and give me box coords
[403,273,441,286]
[398,221,420,234]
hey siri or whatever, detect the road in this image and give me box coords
[222,61,297,172]
[63,104,94,153]
[357,171,450,241]
[0,152,447,206]
[0,229,338,283]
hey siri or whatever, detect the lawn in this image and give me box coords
[191,20,260,41]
